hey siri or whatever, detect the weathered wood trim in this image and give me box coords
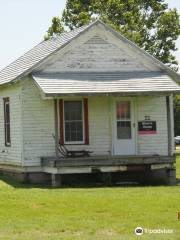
[151,164,172,170]
[59,99,64,144]
[3,97,11,147]
[54,99,59,158]
[43,166,128,174]
[169,94,175,154]
[19,85,25,166]
[83,98,89,145]
[41,155,175,168]
[109,97,113,155]
[0,163,26,174]
[166,96,172,156]
[134,97,138,154]
[44,92,174,98]
[51,174,61,187]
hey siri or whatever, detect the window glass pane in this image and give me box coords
[64,101,83,142]
[64,101,82,121]
[117,121,131,139]
[117,101,130,120]
[65,121,83,142]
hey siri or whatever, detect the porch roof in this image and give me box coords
[32,71,180,97]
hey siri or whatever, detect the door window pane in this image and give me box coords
[117,101,130,120]
[64,101,83,142]
[117,121,131,139]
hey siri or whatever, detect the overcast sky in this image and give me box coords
[0,0,179,71]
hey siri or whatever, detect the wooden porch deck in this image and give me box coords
[41,155,175,169]
[40,155,176,186]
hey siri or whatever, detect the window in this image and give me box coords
[59,99,89,145]
[64,101,84,143]
[3,98,11,146]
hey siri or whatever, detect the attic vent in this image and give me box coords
[85,36,108,44]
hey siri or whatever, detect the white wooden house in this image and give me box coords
[0,20,180,186]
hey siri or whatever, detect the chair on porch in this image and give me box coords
[52,134,92,158]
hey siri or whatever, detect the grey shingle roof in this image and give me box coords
[0,24,89,85]
[33,72,180,96]
[0,20,179,87]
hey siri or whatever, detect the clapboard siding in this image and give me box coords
[89,97,110,154]
[21,78,55,166]
[41,35,152,73]
[0,84,22,165]
[21,81,111,166]
[137,96,168,155]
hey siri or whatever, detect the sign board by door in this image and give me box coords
[138,121,157,135]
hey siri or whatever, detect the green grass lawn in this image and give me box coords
[0,156,180,240]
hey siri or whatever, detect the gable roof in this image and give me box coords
[0,24,91,85]
[0,20,180,86]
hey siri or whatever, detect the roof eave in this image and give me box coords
[42,91,179,98]
[0,21,102,87]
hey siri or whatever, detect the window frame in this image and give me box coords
[63,100,85,145]
[3,97,11,147]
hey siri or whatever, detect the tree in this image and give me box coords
[46,0,180,70]
[44,17,64,40]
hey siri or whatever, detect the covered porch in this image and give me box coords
[33,71,176,155]
[32,71,177,185]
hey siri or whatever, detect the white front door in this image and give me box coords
[113,98,136,155]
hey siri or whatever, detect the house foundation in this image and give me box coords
[0,167,176,186]
[0,154,176,186]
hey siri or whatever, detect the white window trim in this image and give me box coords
[63,99,85,145]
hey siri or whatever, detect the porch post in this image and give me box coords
[54,99,59,158]
[166,95,176,185]
[51,174,62,187]
[108,96,113,156]
[166,95,173,156]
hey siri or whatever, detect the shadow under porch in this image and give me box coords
[40,155,176,187]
